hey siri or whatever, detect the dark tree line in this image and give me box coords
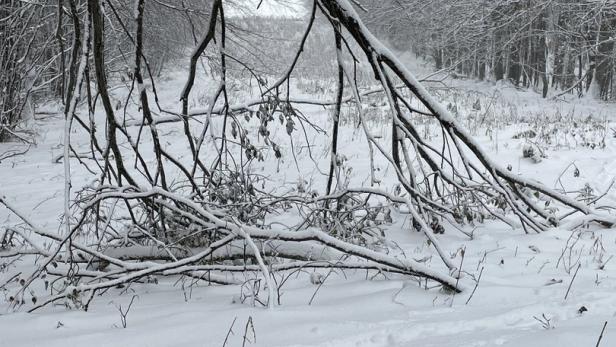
[363,0,616,100]
[0,0,213,142]
[1,0,59,141]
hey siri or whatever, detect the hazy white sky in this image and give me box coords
[226,0,307,18]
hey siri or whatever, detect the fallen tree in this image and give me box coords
[1,0,614,312]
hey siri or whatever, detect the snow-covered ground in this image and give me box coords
[1,49,615,346]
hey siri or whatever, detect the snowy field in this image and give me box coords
[1,40,616,346]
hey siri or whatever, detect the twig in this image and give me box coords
[308,269,333,305]
[115,295,138,328]
[465,266,484,305]
[596,321,608,347]
[451,246,466,306]
[564,263,581,301]
[242,316,255,347]
[222,317,237,347]
[0,145,31,162]
[533,313,554,329]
